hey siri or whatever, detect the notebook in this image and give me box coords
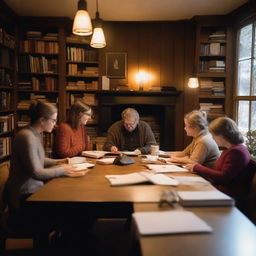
[105,172,179,186]
[177,190,235,206]
[73,162,95,171]
[132,210,212,235]
[145,164,188,173]
[68,156,86,164]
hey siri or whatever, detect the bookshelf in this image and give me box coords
[65,34,100,145]
[195,17,231,120]
[0,25,15,162]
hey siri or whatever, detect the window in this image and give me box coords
[236,22,256,134]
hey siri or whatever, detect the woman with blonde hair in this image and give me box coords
[55,99,92,158]
[185,117,252,199]
[171,110,220,167]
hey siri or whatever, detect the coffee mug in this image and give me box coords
[151,144,159,154]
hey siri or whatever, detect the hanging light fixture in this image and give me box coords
[73,0,92,36]
[90,0,106,48]
[188,77,199,88]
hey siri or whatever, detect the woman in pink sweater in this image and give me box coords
[55,100,92,158]
[186,117,252,200]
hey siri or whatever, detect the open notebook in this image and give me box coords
[132,210,212,235]
[105,172,179,186]
[145,164,188,173]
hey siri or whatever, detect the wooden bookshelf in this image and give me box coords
[195,16,232,120]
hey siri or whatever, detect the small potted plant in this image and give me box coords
[246,130,256,160]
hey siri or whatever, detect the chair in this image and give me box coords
[0,161,51,253]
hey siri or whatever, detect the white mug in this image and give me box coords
[150,144,159,155]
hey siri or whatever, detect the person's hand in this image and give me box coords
[134,149,141,155]
[111,146,119,152]
[185,163,196,172]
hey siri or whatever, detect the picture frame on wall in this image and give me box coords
[106,52,127,78]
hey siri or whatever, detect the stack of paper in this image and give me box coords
[132,210,212,235]
[96,157,116,165]
[145,164,188,173]
[177,190,234,206]
[68,156,86,164]
[105,172,179,186]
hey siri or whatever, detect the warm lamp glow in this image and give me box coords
[72,0,92,36]
[188,77,199,88]
[90,27,106,48]
[135,71,152,91]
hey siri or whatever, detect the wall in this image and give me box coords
[99,21,197,149]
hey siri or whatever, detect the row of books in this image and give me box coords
[0,28,15,49]
[208,30,226,41]
[0,68,12,86]
[199,103,225,118]
[0,114,14,134]
[199,60,226,73]
[66,80,98,90]
[199,79,225,96]
[200,43,226,56]
[18,55,58,73]
[67,64,99,76]
[66,46,98,62]
[0,136,11,158]
[67,92,98,107]
[0,91,12,110]
[17,77,58,91]
[25,31,58,40]
[20,40,59,54]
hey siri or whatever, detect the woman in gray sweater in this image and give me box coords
[5,101,86,229]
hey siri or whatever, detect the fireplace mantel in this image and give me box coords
[97,90,181,150]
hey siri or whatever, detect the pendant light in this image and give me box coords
[90,0,106,48]
[188,77,199,88]
[73,0,92,36]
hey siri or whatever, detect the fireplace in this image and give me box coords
[97,90,181,150]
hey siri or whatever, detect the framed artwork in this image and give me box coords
[106,52,127,78]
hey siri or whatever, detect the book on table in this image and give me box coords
[132,210,212,235]
[81,150,138,158]
[145,164,188,173]
[105,172,179,186]
[72,162,95,171]
[96,157,116,165]
[177,190,235,206]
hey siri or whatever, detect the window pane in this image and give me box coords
[237,101,249,133]
[239,24,252,60]
[237,59,251,96]
[251,101,256,130]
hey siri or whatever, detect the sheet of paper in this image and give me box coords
[121,151,138,156]
[171,176,210,185]
[146,164,188,173]
[132,210,212,235]
[140,172,179,186]
[81,151,108,158]
[68,156,86,164]
[73,162,95,171]
[96,157,116,165]
[105,173,148,186]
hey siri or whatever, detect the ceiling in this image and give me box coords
[4,0,248,21]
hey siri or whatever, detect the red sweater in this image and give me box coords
[55,123,89,158]
[193,144,251,198]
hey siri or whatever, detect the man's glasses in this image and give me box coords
[124,121,137,127]
[48,118,57,124]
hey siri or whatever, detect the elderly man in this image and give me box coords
[103,108,157,154]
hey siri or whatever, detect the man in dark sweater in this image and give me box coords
[103,108,157,154]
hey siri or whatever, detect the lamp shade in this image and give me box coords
[72,9,92,36]
[188,77,199,88]
[90,27,106,48]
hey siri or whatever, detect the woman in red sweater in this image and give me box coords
[185,117,251,201]
[55,100,92,158]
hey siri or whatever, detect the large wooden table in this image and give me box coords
[27,158,256,256]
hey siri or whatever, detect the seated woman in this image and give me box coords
[4,100,85,229]
[185,117,251,200]
[55,100,92,158]
[171,110,220,168]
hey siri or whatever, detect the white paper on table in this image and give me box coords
[132,210,212,235]
[96,157,116,165]
[140,172,179,186]
[146,164,188,173]
[68,156,86,164]
[73,162,95,171]
[105,173,148,186]
[171,176,210,185]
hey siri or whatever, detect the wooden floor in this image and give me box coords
[3,219,134,256]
